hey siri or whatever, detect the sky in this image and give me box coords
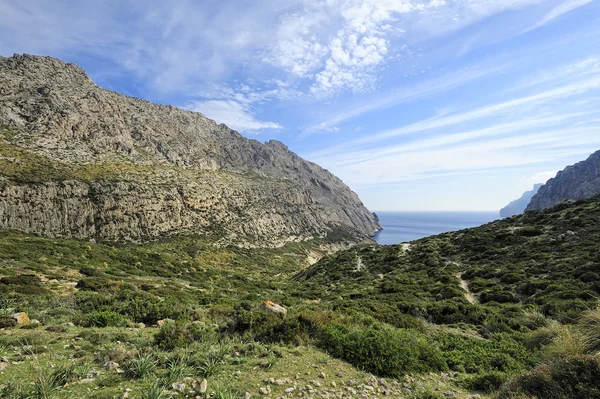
[1,0,600,211]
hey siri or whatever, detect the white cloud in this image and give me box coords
[525,0,594,32]
[309,67,600,157]
[521,170,558,186]
[186,100,282,132]
[307,61,509,133]
[0,0,581,99]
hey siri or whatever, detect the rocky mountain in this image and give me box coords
[527,150,600,212]
[0,54,380,246]
[499,183,543,218]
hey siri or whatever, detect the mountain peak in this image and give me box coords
[0,54,380,245]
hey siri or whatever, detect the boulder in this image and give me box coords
[11,312,29,325]
[259,300,287,316]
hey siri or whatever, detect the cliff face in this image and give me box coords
[500,183,543,218]
[527,150,600,212]
[0,54,380,246]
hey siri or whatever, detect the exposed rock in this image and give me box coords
[0,54,380,247]
[192,379,207,394]
[103,361,119,371]
[259,300,287,316]
[500,183,543,218]
[259,386,271,395]
[157,319,173,328]
[172,382,186,392]
[527,150,600,211]
[10,312,29,325]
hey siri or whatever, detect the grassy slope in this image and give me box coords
[0,197,599,398]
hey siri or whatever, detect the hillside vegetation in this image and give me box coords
[1,197,600,398]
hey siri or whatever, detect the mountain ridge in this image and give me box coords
[0,54,380,246]
[499,183,543,218]
[527,150,600,211]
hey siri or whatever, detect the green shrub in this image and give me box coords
[154,321,217,350]
[497,355,600,399]
[318,324,447,378]
[579,307,600,353]
[232,310,328,345]
[436,333,534,373]
[462,371,508,392]
[76,311,128,328]
[125,353,157,379]
[0,316,17,329]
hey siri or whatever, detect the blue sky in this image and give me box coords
[1,0,600,211]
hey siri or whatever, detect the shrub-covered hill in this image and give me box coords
[297,196,600,326]
[0,196,599,398]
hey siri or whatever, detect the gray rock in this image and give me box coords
[527,150,600,211]
[0,54,380,247]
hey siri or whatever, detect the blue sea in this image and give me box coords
[372,211,499,245]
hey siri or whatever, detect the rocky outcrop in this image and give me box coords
[500,183,543,218]
[527,150,600,212]
[0,54,380,245]
[10,312,29,325]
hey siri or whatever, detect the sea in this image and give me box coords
[372,211,499,245]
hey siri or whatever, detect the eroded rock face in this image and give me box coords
[527,150,600,212]
[0,54,380,245]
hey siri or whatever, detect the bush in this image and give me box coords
[154,321,217,350]
[497,355,600,399]
[76,311,128,328]
[0,316,17,329]
[462,371,508,392]
[232,310,329,345]
[318,324,447,378]
[579,307,600,353]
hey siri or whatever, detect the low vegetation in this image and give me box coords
[1,196,600,397]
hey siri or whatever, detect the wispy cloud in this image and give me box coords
[525,0,594,32]
[308,66,600,158]
[185,100,282,132]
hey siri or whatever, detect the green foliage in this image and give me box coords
[462,371,508,393]
[497,355,600,399]
[125,353,157,379]
[154,321,217,350]
[579,306,600,353]
[233,309,330,345]
[436,332,535,373]
[319,324,447,378]
[76,310,128,328]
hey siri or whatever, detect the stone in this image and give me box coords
[10,312,29,325]
[259,301,287,316]
[444,391,457,398]
[193,379,208,394]
[259,386,271,395]
[157,319,173,328]
[103,361,119,371]
[172,382,186,392]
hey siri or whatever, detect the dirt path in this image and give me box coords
[456,272,477,304]
[355,255,366,272]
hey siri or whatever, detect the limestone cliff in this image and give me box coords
[499,183,543,218]
[0,54,380,246]
[527,150,600,212]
